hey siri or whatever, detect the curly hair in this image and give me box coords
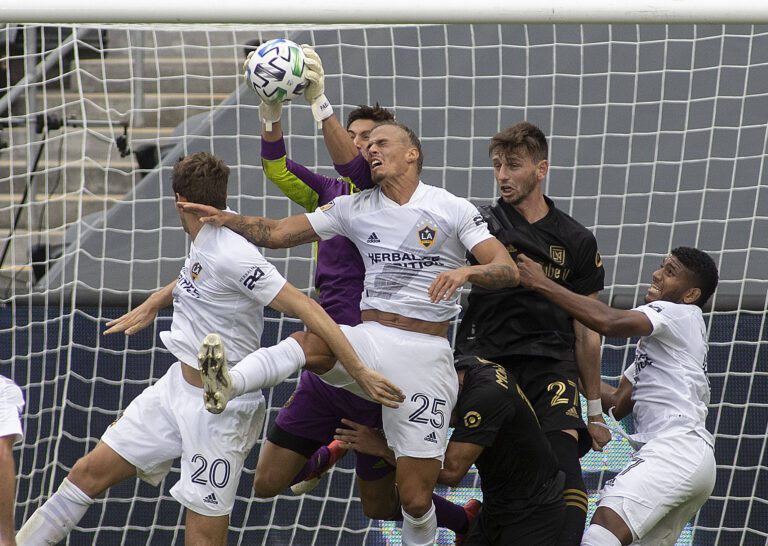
[671,246,719,307]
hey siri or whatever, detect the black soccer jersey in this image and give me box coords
[455,196,604,362]
[450,362,562,519]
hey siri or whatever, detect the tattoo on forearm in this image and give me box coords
[234,217,272,246]
[285,228,316,247]
[474,264,518,288]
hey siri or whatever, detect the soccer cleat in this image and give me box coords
[290,440,348,495]
[198,333,232,414]
[454,498,482,546]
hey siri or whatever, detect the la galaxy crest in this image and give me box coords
[417,224,438,248]
[191,262,202,281]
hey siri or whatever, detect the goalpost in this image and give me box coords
[1,12,766,546]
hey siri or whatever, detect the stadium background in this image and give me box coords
[1,23,766,544]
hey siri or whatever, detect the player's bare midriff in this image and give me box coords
[361,309,449,338]
[180,361,204,388]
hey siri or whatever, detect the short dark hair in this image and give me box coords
[671,247,719,307]
[172,152,229,209]
[346,102,395,129]
[489,121,548,164]
[374,120,424,174]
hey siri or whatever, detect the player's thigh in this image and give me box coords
[184,509,229,546]
[357,470,398,520]
[99,367,186,489]
[395,456,442,514]
[173,387,266,518]
[253,440,309,495]
[598,433,715,542]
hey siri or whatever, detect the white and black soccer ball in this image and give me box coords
[244,38,307,103]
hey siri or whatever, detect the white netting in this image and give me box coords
[1,23,766,545]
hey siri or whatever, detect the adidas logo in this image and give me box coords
[423,431,438,444]
[367,232,380,244]
[566,407,580,419]
[203,492,218,505]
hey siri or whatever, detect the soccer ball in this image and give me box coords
[244,38,307,103]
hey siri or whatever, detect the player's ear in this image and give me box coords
[406,146,419,166]
[536,159,549,180]
[682,287,701,305]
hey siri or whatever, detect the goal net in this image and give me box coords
[1,22,766,545]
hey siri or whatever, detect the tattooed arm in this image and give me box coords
[428,237,518,303]
[176,202,320,249]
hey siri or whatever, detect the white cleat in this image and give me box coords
[198,333,233,414]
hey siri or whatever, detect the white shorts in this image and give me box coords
[0,376,24,443]
[597,432,716,546]
[102,362,265,516]
[318,321,457,461]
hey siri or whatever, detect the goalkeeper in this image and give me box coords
[248,44,478,536]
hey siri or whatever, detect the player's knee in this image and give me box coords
[289,331,335,374]
[399,493,433,519]
[251,472,283,498]
[67,455,103,498]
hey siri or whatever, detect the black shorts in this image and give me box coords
[495,355,591,456]
[463,498,565,546]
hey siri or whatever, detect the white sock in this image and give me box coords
[16,477,94,545]
[581,523,623,546]
[229,337,305,395]
[401,502,436,546]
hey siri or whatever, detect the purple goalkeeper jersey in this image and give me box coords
[261,137,373,326]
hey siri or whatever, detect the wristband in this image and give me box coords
[310,94,334,128]
[587,398,603,417]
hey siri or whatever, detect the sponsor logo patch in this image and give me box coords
[423,431,438,443]
[318,201,335,212]
[463,411,482,429]
[191,262,202,281]
[240,266,265,291]
[367,232,381,244]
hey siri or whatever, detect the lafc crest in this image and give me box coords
[549,245,566,266]
[418,226,437,248]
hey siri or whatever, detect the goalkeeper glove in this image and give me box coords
[243,50,283,131]
[302,44,333,127]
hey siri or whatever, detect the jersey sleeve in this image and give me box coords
[632,301,688,350]
[304,196,350,241]
[569,231,605,296]
[261,137,340,211]
[449,376,514,448]
[223,244,288,306]
[623,362,637,385]
[456,199,494,253]
[334,152,374,190]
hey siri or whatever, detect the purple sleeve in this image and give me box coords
[334,152,374,190]
[261,136,341,202]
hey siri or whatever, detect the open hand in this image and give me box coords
[176,202,233,227]
[352,367,404,409]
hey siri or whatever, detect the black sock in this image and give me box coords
[547,430,588,546]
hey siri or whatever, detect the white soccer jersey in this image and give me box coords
[305,182,493,322]
[624,300,714,447]
[160,222,287,367]
[0,375,24,443]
